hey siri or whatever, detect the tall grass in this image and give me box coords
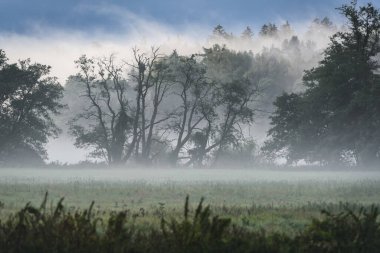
[0,194,379,253]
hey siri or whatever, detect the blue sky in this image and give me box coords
[1,0,375,34]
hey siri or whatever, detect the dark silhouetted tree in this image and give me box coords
[260,23,278,37]
[212,25,233,40]
[0,50,64,166]
[69,49,174,166]
[186,45,262,166]
[264,1,380,167]
[165,53,213,165]
[69,55,133,165]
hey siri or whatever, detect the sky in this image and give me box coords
[0,0,358,34]
[1,0,372,83]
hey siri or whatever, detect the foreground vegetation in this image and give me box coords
[1,169,380,252]
[1,174,380,233]
[0,194,379,253]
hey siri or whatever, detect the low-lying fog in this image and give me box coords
[1,168,380,184]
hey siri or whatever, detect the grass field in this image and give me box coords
[1,168,380,235]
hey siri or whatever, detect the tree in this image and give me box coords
[241,26,254,40]
[69,55,133,165]
[69,49,173,166]
[264,1,380,167]
[165,53,213,165]
[251,48,294,110]
[0,50,6,66]
[260,23,278,37]
[186,45,262,166]
[280,21,293,37]
[307,17,336,38]
[313,17,334,28]
[0,50,64,166]
[128,48,174,164]
[212,25,233,40]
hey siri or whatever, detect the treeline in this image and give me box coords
[64,46,275,167]
[0,195,379,252]
[211,16,334,41]
[0,1,379,168]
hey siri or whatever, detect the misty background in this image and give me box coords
[38,22,336,164]
[0,0,379,167]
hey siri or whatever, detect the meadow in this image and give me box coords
[1,168,380,235]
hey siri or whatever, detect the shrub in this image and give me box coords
[298,205,380,253]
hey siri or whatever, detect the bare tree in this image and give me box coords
[166,54,213,165]
[127,48,174,164]
[185,78,260,167]
[70,55,132,165]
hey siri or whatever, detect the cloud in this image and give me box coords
[0,3,340,84]
[0,4,211,83]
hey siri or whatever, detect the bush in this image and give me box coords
[298,205,380,253]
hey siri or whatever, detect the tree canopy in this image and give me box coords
[0,50,64,166]
[264,1,380,167]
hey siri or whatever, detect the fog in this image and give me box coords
[0,20,337,163]
[1,168,379,184]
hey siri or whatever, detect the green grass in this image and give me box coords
[1,179,380,235]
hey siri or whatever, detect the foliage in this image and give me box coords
[211,139,258,168]
[298,205,380,253]
[0,50,64,166]
[64,44,292,167]
[212,25,233,40]
[260,23,279,37]
[164,52,213,166]
[185,45,263,166]
[160,196,232,252]
[0,194,380,252]
[264,1,380,167]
